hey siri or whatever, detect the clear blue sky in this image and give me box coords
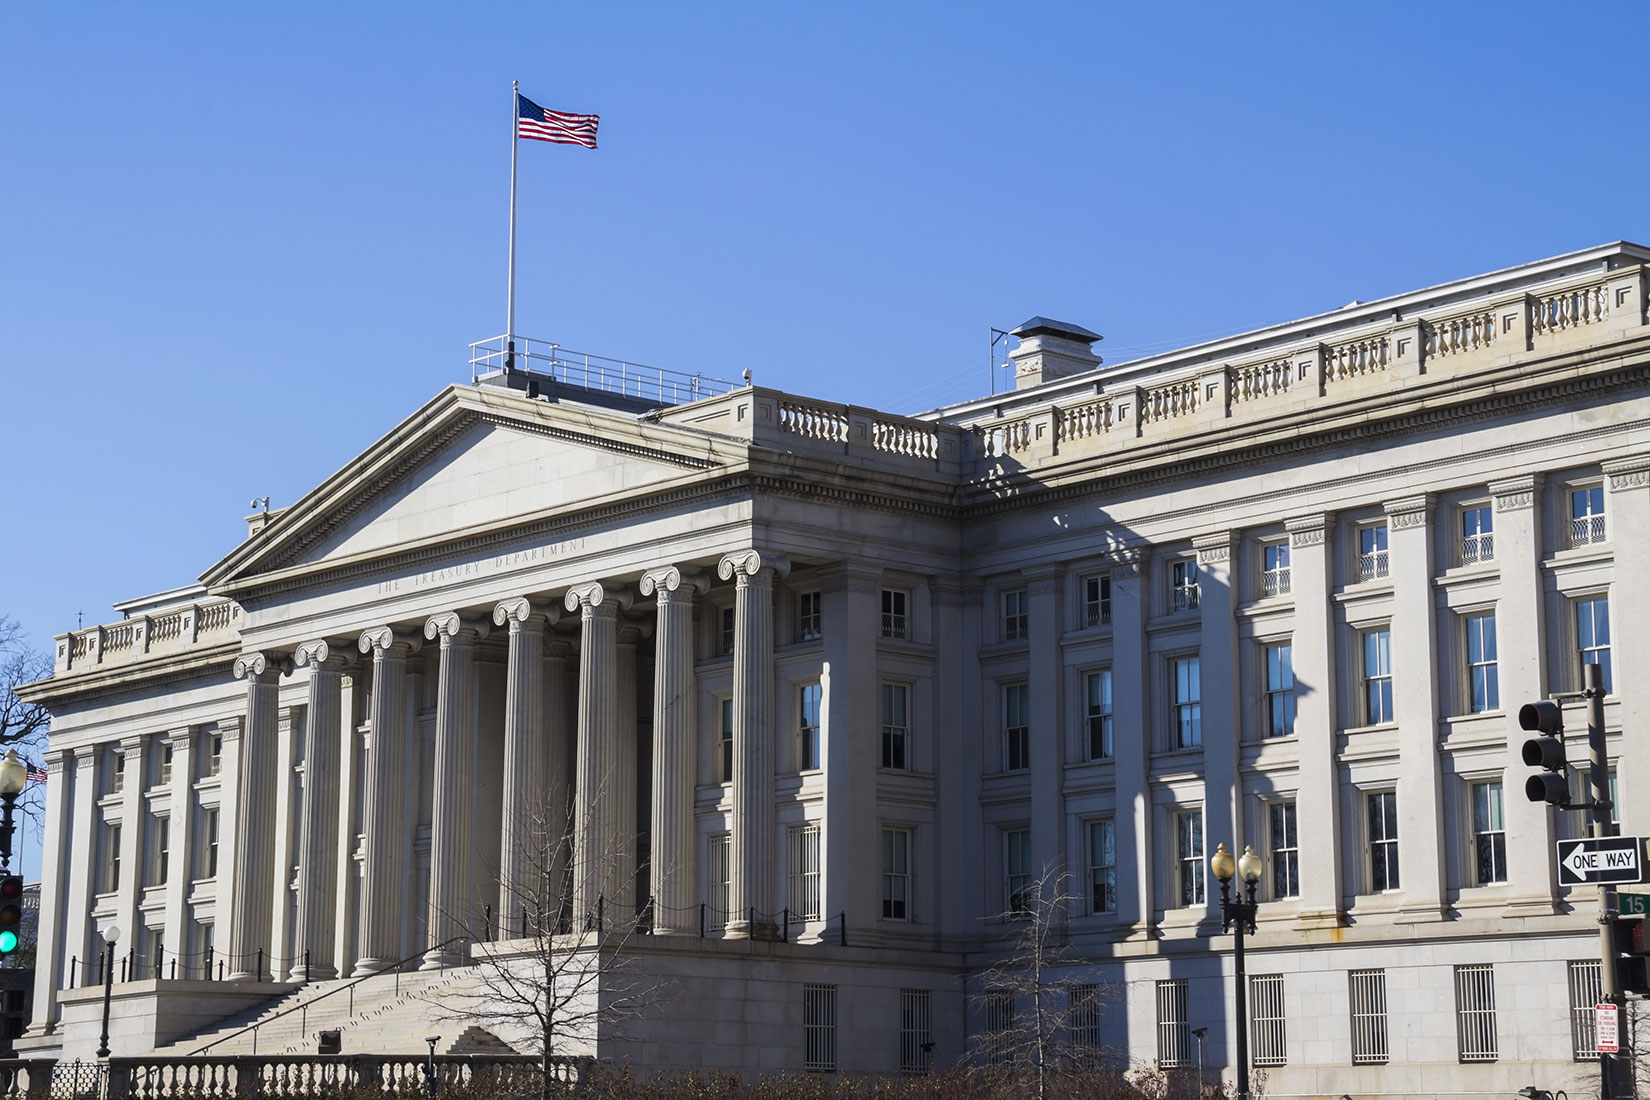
[4,1,1649,661]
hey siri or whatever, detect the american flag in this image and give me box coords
[24,763,46,784]
[517,94,599,148]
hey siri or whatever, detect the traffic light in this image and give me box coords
[1613,916,1650,995]
[0,876,21,956]
[1520,700,1568,805]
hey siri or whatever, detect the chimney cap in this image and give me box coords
[1010,316,1102,343]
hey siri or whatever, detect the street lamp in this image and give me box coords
[1191,1026,1209,1098]
[0,750,28,874]
[423,1035,441,1100]
[96,924,121,1059]
[1210,842,1264,1100]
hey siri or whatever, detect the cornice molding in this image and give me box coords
[1383,494,1431,530]
[1489,474,1542,513]
[1192,532,1233,563]
[1604,454,1650,491]
[1285,513,1333,548]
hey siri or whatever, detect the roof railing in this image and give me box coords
[469,334,738,407]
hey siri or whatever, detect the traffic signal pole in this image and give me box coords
[1584,662,1627,1100]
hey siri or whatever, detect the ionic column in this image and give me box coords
[292,640,349,980]
[229,651,287,981]
[422,613,488,968]
[566,582,631,930]
[494,597,557,934]
[719,550,789,940]
[641,566,707,934]
[1287,514,1344,928]
[354,627,420,974]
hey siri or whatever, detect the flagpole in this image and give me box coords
[506,80,520,371]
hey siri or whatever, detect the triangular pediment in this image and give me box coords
[203,385,745,590]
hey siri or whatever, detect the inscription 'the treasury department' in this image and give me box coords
[374,538,589,595]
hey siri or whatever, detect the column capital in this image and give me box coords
[233,650,291,681]
[1192,531,1234,564]
[493,596,560,629]
[929,576,968,607]
[718,549,791,583]
[424,611,491,643]
[1109,549,1147,579]
[1604,454,1650,492]
[294,639,354,671]
[1488,474,1542,511]
[357,626,422,656]
[72,744,97,764]
[564,581,632,615]
[639,566,710,599]
[44,748,68,772]
[1383,493,1431,529]
[547,637,573,660]
[1286,513,1334,548]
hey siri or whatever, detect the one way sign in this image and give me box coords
[1556,837,1644,886]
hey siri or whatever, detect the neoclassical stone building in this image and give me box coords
[19,241,1650,1095]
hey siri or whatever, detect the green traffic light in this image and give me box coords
[0,931,17,954]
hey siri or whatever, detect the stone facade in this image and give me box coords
[17,241,1650,1096]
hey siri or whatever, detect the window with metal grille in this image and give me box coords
[803,984,837,1071]
[1261,541,1291,597]
[882,589,908,639]
[1269,802,1299,899]
[1249,974,1286,1066]
[1086,670,1113,759]
[708,834,731,931]
[1005,829,1032,917]
[1454,963,1498,1062]
[1366,792,1398,892]
[881,682,909,770]
[798,683,822,770]
[1348,968,1389,1064]
[1002,589,1028,641]
[1570,485,1606,547]
[1575,595,1612,693]
[1175,810,1205,907]
[1004,683,1030,771]
[1155,979,1189,1068]
[719,698,734,783]
[1170,559,1200,612]
[797,591,822,642]
[985,991,1014,1063]
[789,824,821,920]
[1568,959,1602,1061]
[1471,781,1507,885]
[1465,612,1499,713]
[882,828,910,920]
[1069,983,1102,1056]
[719,606,736,656]
[1089,819,1116,914]
[1460,504,1494,564]
[1265,641,1295,737]
[900,989,933,1073]
[1172,656,1202,748]
[1357,523,1389,582]
[1082,574,1111,628]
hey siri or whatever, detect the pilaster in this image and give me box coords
[1193,532,1240,934]
[112,735,146,974]
[293,640,349,979]
[229,651,286,980]
[1024,567,1065,887]
[161,728,195,980]
[26,748,73,1035]
[929,578,971,946]
[1286,514,1344,928]
[820,564,879,940]
[354,627,419,974]
[1109,551,1153,937]
[1604,458,1650,843]
[640,567,708,935]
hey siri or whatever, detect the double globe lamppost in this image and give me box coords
[1210,841,1264,1100]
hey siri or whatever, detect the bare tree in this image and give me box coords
[0,616,50,835]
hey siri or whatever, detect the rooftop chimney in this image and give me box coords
[1008,317,1103,390]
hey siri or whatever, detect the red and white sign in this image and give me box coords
[1596,1003,1620,1053]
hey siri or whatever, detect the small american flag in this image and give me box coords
[517,94,599,148]
[24,763,46,784]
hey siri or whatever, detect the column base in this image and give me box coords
[420,945,462,971]
[1293,908,1348,931]
[1393,901,1448,925]
[288,964,339,983]
[351,958,395,978]
[724,920,782,942]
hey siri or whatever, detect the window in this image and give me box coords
[1170,559,1200,612]
[1004,828,1032,917]
[708,834,731,931]
[881,683,909,770]
[1454,963,1498,1062]
[1155,979,1189,1068]
[1460,504,1494,564]
[1172,656,1201,748]
[144,928,165,981]
[1261,541,1291,597]
[718,698,734,783]
[1175,809,1205,907]
[1082,574,1111,628]
[899,989,933,1074]
[194,921,216,980]
[789,824,821,920]
[1471,781,1507,885]
[110,748,125,795]
[1003,683,1030,772]
[1088,819,1116,914]
[1367,791,1399,892]
[101,822,121,894]
[985,992,1014,1063]
[198,806,219,879]
[1264,641,1295,737]
[1569,485,1606,547]
[1361,628,1393,725]
[1465,612,1499,713]
[882,828,911,920]
[1568,960,1603,1061]
[797,591,822,642]
[1269,801,1299,899]
[1069,984,1101,1057]
[718,606,736,656]
[1575,595,1612,693]
[1002,589,1028,641]
[1349,969,1389,1064]
[881,589,908,639]
[798,683,822,770]
[803,984,837,1071]
[1357,523,1389,582]
[1085,670,1113,759]
[1250,974,1286,1066]
[150,814,170,886]
[156,742,173,787]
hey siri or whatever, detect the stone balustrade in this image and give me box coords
[54,599,242,674]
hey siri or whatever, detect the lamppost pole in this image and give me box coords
[95,924,121,1059]
[0,749,28,873]
[1211,842,1262,1100]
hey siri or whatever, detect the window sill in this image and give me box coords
[1342,721,1399,738]
[1547,543,1613,569]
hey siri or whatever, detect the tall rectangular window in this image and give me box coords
[1349,969,1389,1064]
[1002,589,1028,641]
[708,834,731,931]
[899,990,933,1074]
[1261,541,1291,597]
[1570,485,1606,547]
[1357,523,1390,582]
[798,683,822,770]
[102,822,121,894]
[204,731,222,777]
[1155,979,1189,1068]
[1367,791,1399,892]
[719,698,735,783]
[1471,781,1507,885]
[789,824,821,920]
[1170,559,1200,612]
[797,591,822,642]
[151,815,170,886]
[1088,819,1116,914]
[985,992,1014,1063]
[882,828,911,920]
[1460,504,1494,564]
[1003,683,1030,772]
[881,683,909,770]
[718,606,736,656]
[156,742,173,787]
[1175,809,1204,907]
[1454,963,1498,1062]
[1361,628,1393,724]
[1568,959,1603,1061]
[1576,595,1612,693]
[1269,801,1299,899]
[1069,984,1101,1057]
[803,984,837,1071]
[1172,656,1201,748]
[1250,974,1287,1066]
[1082,574,1111,627]
[1085,670,1113,759]
[1264,641,1295,737]
[144,928,165,981]
[1465,612,1499,713]
[110,749,125,795]
[1004,828,1032,917]
[881,589,908,639]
